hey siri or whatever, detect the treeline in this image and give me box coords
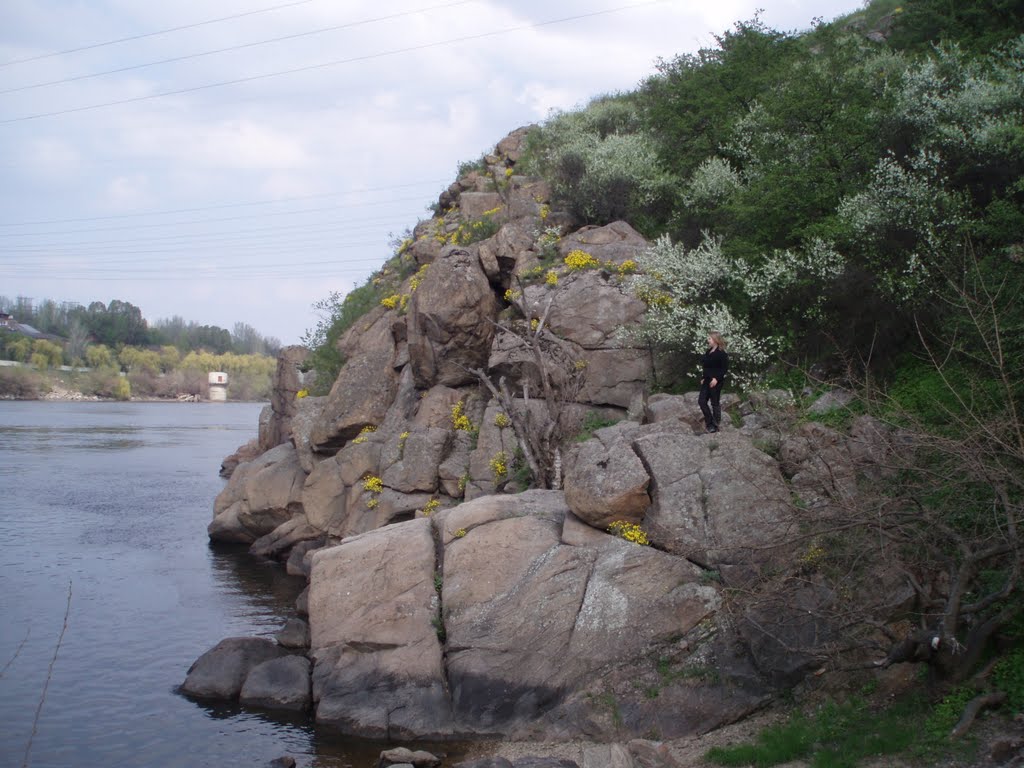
[0,336,277,401]
[0,296,282,356]
[0,296,281,400]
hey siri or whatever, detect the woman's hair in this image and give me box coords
[708,331,727,350]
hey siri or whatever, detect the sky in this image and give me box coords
[0,0,862,345]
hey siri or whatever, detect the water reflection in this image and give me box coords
[207,543,307,631]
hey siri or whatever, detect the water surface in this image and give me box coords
[0,402,413,768]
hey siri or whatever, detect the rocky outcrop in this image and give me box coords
[209,443,306,544]
[193,129,892,747]
[259,346,311,453]
[311,308,401,452]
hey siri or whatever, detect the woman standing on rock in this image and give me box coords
[699,331,729,433]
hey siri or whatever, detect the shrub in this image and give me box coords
[0,366,46,398]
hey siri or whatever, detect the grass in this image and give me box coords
[574,412,621,442]
[705,694,979,768]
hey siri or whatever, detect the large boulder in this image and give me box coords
[380,427,450,494]
[308,518,452,739]
[290,395,327,474]
[632,430,790,580]
[209,443,306,544]
[564,436,650,529]
[239,655,312,712]
[407,248,501,388]
[249,514,324,559]
[557,221,648,266]
[180,637,288,699]
[436,491,737,737]
[524,271,645,350]
[311,307,400,452]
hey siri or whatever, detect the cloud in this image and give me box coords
[0,0,863,343]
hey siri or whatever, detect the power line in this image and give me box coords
[0,179,445,227]
[1,216,414,252]
[0,195,431,238]
[0,1,476,96]
[0,0,669,124]
[0,0,317,69]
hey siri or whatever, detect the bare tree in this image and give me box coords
[464,281,587,490]
[732,248,1022,733]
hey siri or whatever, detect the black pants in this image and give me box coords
[698,381,722,428]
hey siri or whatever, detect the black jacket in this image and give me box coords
[701,347,728,385]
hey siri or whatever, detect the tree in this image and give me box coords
[32,339,64,368]
[85,344,114,369]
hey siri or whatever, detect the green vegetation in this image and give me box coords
[516,1,1024,385]
[574,412,620,442]
[706,696,974,768]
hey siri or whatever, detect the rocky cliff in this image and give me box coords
[187,129,898,743]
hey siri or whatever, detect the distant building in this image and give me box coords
[0,312,52,340]
[208,371,228,402]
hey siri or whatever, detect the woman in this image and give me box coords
[698,331,729,433]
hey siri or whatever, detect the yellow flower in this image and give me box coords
[504,168,513,178]
[503,288,522,302]
[454,528,467,538]
[489,451,508,482]
[539,204,550,220]
[380,294,400,309]
[362,475,384,493]
[451,401,474,432]
[494,412,511,429]
[410,264,429,292]
[617,259,638,274]
[607,520,649,546]
[482,206,502,217]
[352,425,377,445]
[564,249,599,270]
[296,389,309,399]
[545,270,558,286]
[422,497,441,516]
[530,318,540,331]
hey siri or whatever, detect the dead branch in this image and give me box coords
[950,691,1006,740]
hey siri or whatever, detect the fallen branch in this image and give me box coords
[950,691,1006,740]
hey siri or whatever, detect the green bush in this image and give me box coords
[302,278,388,395]
[993,647,1024,713]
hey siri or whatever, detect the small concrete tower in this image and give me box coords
[208,371,228,402]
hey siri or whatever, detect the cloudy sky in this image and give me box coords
[0,0,861,344]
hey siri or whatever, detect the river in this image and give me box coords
[0,401,405,768]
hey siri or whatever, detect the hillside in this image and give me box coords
[183,2,1024,765]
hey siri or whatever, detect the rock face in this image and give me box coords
[407,248,501,388]
[308,518,452,739]
[260,346,311,453]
